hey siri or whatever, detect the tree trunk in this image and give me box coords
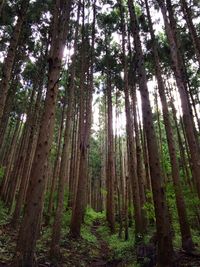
[145,0,194,252]
[70,0,95,238]
[157,0,200,199]
[106,72,115,233]
[180,0,200,66]
[119,0,143,237]
[128,1,174,265]
[14,1,71,265]
[0,0,29,122]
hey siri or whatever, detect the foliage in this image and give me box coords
[0,167,4,183]
[84,207,106,226]
[0,200,9,225]
[97,223,137,263]
[81,224,97,243]
[143,191,155,223]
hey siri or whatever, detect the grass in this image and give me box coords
[97,223,137,263]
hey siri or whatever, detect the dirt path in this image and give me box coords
[90,221,122,267]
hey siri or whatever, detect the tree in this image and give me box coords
[14,1,72,265]
[128,0,174,265]
[0,0,29,123]
[144,0,194,252]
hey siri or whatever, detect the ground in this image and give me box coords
[0,204,200,266]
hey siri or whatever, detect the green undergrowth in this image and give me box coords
[0,200,14,264]
[97,223,137,263]
[84,207,106,225]
[0,166,4,184]
[166,182,200,250]
[0,200,9,225]
[83,207,136,263]
[81,207,106,243]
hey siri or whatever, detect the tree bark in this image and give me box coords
[128,0,174,265]
[157,0,200,199]
[0,0,29,123]
[145,0,194,252]
[14,1,72,265]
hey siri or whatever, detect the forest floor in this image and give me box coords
[1,203,200,266]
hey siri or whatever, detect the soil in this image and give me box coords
[1,222,200,266]
[90,221,122,267]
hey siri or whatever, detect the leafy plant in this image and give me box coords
[0,167,4,183]
[143,191,155,223]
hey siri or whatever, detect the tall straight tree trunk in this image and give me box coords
[12,74,45,226]
[118,0,143,237]
[180,0,200,66]
[131,87,147,229]
[50,80,74,256]
[4,117,30,206]
[157,0,200,199]
[0,0,29,122]
[68,108,79,208]
[47,111,64,217]
[168,91,194,190]
[128,1,174,265]
[8,88,37,210]
[70,0,95,237]
[14,1,72,265]
[0,67,21,156]
[0,117,21,198]
[50,5,80,248]
[145,0,194,252]
[106,71,115,233]
[0,0,5,15]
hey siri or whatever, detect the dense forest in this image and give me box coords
[0,0,200,266]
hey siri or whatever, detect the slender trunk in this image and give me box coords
[106,72,115,233]
[0,0,29,122]
[145,0,194,251]
[50,24,79,251]
[47,95,66,218]
[118,0,143,236]
[12,78,45,226]
[14,1,71,265]
[128,1,174,265]
[70,0,95,237]
[0,117,21,198]
[0,0,5,15]
[180,0,200,66]
[157,0,200,199]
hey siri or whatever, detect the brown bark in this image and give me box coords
[70,1,95,237]
[128,0,174,265]
[68,108,79,208]
[130,87,147,230]
[50,16,80,250]
[14,1,71,265]
[118,0,143,236]
[0,117,21,199]
[180,0,200,66]
[106,72,115,233]
[47,95,66,218]
[12,75,45,226]
[157,0,200,199]
[145,0,194,252]
[0,0,29,122]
